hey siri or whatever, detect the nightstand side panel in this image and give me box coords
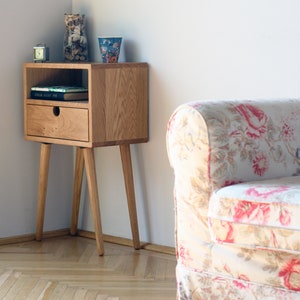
[90,64,148,146]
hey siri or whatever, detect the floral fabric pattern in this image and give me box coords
[177,265,300,299]
[166,99,300,299]
[190,100,300,190]
[209,176,300,251]
[235,103,268,139]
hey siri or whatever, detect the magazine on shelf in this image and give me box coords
[31,85,88,93]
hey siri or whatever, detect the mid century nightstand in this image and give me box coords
[23,62,148,255]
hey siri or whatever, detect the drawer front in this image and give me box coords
[27,104,89,141]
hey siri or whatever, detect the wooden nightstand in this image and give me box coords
[24,62,148,255]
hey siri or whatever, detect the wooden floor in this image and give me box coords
[0,236,177,299]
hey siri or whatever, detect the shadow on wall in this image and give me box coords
[122,39,141,62]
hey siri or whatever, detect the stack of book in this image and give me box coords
[30,86,88,101]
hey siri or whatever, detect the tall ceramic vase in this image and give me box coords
[64,14,89,62]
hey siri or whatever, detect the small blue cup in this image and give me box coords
[98,37,122,63]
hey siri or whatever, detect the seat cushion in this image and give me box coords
[208,176,300,252]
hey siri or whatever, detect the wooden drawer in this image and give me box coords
[26,104,89,141]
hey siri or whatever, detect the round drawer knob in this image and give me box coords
[53,106,60,116]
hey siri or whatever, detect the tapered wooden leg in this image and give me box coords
[36,143,51,241]
[70,147,84,236]
[83,148,104,256]
[119,144,140,249]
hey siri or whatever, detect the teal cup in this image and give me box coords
[98,37,122,63]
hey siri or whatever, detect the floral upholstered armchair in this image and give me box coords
[166,99,300,299]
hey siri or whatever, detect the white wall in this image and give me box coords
[72,0,300,247]
[0,1,73,237]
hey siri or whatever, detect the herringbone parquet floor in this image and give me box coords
[0,236,176,299]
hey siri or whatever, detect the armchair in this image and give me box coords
[167,99,300,299]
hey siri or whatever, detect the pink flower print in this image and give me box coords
[235,104,268,138]
[216,221,234,243]
[282,121,295,142]
[279,259,300,291]
[177,244,191,263]
[245,186,289,200]
[233,274,250,289]
[233,201,270,224]
[252,152,269,176]
[279,207,292,226]
[178,245,186,259]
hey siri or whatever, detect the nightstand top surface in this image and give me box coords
[24,62,147,70]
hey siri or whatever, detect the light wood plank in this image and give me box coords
[0,236,176,299]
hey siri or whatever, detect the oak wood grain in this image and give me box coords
[0,236,176,299]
